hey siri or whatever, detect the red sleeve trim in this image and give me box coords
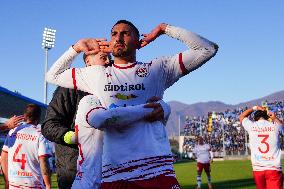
[72,68,77,91]
[86,107,107,126]
[75,124,79,134]
[1,150,8,153]
[179,53,189,75]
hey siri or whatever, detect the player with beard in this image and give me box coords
[46,20,218,188]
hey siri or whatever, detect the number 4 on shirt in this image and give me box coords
[13,144,27,170]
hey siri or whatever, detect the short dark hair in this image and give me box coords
[112,20,140,39]
[254,110,269,121]
[83,53,87,63]
[24,104,41,123]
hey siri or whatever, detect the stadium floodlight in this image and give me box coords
[42,27,56,104]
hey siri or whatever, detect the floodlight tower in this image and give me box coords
[42,27,56,104]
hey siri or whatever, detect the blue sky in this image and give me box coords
[0,0,283,105]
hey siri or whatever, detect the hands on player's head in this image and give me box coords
[267,111,276,120]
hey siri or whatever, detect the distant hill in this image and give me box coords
[166,90,284,137]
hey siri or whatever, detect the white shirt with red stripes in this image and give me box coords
[242,118,283,171]
[71,95,104,189]
[2,124,52,188]
[71,95,170,188]
[46,25,217,182]
[193,144,211,163]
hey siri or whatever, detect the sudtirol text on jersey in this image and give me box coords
[104,82,146,92]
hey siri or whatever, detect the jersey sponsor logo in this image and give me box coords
[108,103,134,109]
[136,67,149,77]
[9,169,33,178]
[110,93,137,100]
[254,154,275,161]
[104,83,146,92]
[11,133,38,142]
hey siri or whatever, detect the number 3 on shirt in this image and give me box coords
[258,134,269,154]
[13,144,27,170]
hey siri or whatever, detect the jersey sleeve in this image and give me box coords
[2,130,13,153]
[2,136,10,153]
[241,117,253,132]
[154,25,218,89]
[46,47,95,94]
[76,95,153,129]
[38,135,52,158]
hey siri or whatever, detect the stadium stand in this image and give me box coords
[182,100,284,158]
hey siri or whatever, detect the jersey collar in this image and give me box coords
[113,62,137,69]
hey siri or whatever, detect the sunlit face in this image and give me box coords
[110,23,139,57]
[85,52,109,66]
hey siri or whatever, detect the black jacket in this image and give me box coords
[41,87,88,189]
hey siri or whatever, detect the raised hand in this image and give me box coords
[268,111,276,120]
[5,115,25,129]
[98,41,112,53]
[73,38,109,55]
[139,23,168,48]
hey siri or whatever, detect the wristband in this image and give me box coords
[63,131,76,144]
[252,106,258,111]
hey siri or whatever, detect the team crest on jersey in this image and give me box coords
[136,64,150,77]
[106,73,112,77]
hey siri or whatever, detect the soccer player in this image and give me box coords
[1,104,52,189]
[46,20,218,188]
[239,105,284,189]
[41,51,110,189]
[192,136,213,189]
[70,53,170,189]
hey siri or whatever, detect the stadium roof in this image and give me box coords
[0,85,47,108]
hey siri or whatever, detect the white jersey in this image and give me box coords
[71,95,167,188]
[2,124,51,188]
[72,95,104,189]
[47,25,218,182]
[242,118,283,171]
[192,144,211,163]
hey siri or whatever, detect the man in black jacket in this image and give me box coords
[41,87,88,189]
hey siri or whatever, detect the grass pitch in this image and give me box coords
[0,159,276,189]
[175,159,256,189]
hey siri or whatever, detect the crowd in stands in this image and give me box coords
[182,100,284,157]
